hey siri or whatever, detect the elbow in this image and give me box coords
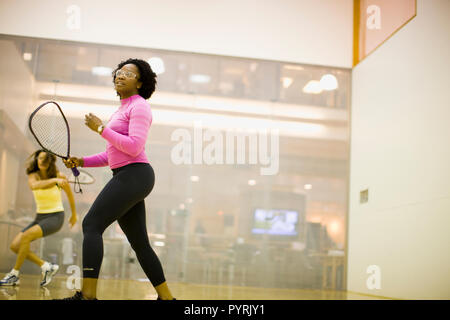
[123,141,145,157]
[128,148,143,157]
[29,182,40,190]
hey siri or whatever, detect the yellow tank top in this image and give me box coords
[32,185,64,214]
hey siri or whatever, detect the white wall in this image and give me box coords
[0,40,35,133]
[0,40,35,216]
[348,0,450,299]
[0,0,353,68]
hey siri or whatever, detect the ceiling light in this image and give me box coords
[148,57,165,75]
[303,80,322,94]
[304,184,312,190]
[248,179,256,186]
[250,63,258,72]
[224,68,244,75]
[281,77,293,88]
[328,221,340,234]
[284,65,304,71]
[320,74,338,90]
[23,52,32,61]
[91,66,112,77]
[190,175,199,182]
[190,74,211,84]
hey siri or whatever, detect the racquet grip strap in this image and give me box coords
[74,175,83,194]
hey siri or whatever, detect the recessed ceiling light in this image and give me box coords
[190,175,199,182]
[304,184,312,190]
[248,179,256,186]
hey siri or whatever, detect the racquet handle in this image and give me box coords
[71,167,80,177]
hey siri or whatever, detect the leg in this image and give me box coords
[10,232,45,267]
[81,201,117,299]
[118,201,173,300]
[80,164,155,299]
[13,225,43,271]
[81,171,151,298]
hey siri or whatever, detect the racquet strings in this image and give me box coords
[30,102,69,158]
[30,102,82,193]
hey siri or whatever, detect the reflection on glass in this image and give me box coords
[0,35,350,293]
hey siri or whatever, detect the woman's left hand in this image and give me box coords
[85,113,103,133]
[69,213,78,228]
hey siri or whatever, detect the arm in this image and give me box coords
[82,151,109,167]
[101,104,152,157]
[63,152,108,170]
[28,173,58,190]
[57,172,77,228]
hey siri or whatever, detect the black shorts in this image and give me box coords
[22,211,65,237]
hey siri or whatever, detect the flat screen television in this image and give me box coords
[251,209,299,236]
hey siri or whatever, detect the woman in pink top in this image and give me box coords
[60,59,174,300]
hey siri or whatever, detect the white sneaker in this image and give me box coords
[40,263,59,287]
[0,272,20,286]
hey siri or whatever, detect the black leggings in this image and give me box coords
[82,163,165,287]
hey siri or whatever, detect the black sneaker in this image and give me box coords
[55,291,97,300]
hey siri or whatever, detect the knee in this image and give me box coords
[82,215,102,235]
[10,242,19,253]
[20,233,34,244]
[82,214,93,231]
[130,239,151,254]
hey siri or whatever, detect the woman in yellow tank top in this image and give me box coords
[0,150,78,287]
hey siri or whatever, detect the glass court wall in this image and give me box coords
[0,34,350,292]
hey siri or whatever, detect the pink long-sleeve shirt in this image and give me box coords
[82,94,152,169]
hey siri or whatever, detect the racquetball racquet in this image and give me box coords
[28,100,82,193]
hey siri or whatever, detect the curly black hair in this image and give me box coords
[112,58,157,99]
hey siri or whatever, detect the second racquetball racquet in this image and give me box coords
[67,169,95,185]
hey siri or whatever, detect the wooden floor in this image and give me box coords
[0,274,389,300]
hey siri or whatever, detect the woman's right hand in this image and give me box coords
[55,178,69,189]
[63,157,84,169]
